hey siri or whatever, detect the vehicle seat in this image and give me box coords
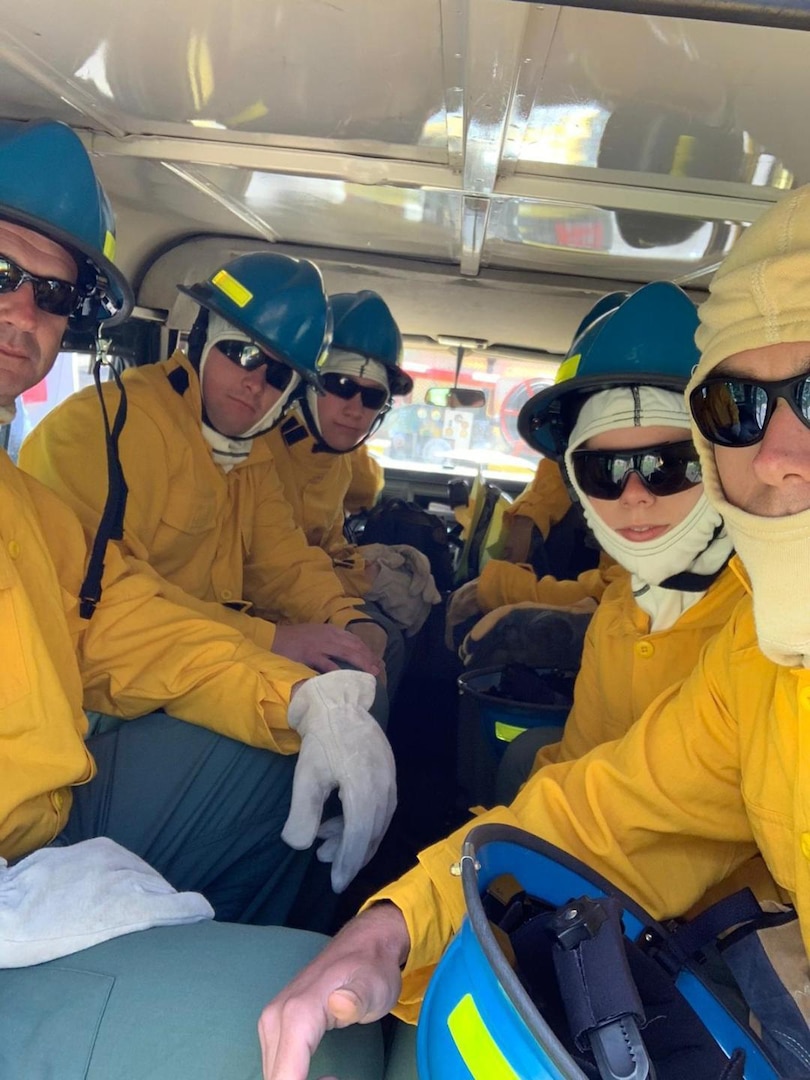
[453,475,508,585]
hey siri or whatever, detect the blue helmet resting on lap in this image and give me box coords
[417,824,780,1080]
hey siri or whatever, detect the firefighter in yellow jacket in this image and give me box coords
[495,283,745,802]
[0,119,387,1080]
[258,188,810,1079]
[268,290,440,654]
[20,253,390,680]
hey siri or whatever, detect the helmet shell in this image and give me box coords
[0,119,132,326]
[417,824,779,1080]
[178,252,331,384]
[518,282,699,459]
[326,290,412,396]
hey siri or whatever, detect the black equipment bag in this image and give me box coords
[359,497,455,592]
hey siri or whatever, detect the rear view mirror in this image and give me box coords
[425,387,486,409]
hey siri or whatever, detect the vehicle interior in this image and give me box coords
[3,0,809,903]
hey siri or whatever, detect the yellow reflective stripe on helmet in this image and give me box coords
[554,353,580,384]
[212,269,253,308]
[447,993,520,1080]
[103,230,116,261]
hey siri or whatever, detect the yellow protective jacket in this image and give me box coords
[344,445,384,514]
[369,557,810,1024]
[0,450,313,864]
[506,456,572,539]
[533,564,744,768]
[479,455,619,608]
[477,552,623,611]
[20,353,373,650]
[266,407,371,597]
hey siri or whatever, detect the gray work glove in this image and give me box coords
[281,670,397,893]
[360,543,441,636]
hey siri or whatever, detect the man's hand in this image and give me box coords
[346,620,388,686]
[258,904,409,1080]
[272,623,383,677]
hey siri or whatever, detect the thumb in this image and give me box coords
[327,987,367,1025]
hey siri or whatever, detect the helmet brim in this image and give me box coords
[0,205,133,327]
[388,367,413,396]
[518,372,690,459]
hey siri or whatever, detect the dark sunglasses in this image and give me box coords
[571,439,702,500]
[0,255,81,317]
[217,339,293,391]
[322,371,389,411]
[690,373,810,448]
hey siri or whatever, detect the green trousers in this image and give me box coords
[0,922,385,1080]
[69,711,321,927]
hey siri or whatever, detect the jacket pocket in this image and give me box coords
[159,488,218,536]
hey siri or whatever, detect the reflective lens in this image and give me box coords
[0,255,81,316]
[690,374,810,447]
[322,371,389,410]
[571,440,702,500]
[217,339,293,391]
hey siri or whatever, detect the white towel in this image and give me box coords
[0,837,213,968]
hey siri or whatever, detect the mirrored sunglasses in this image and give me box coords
[322,371,389,411]
[690,373,810,448]
[571,439,702,500]
[216,339,293,391]
[0,255,81,317]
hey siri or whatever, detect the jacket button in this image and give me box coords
[802,833,810,861]
[636,640,655,659]
[221,588,233,601]
[7,539,20,559]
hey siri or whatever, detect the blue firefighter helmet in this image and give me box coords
[178,251,331,384]
[518,282,700,460]
[417,824,780,1080]
[0,119,132,326]
[324,290,413,396]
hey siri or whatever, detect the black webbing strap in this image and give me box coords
[664,887,764,967]
[79,355,129,619]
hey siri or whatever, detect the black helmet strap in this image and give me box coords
[79,344,129,619]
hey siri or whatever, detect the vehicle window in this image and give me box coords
[6,351,110,462]
[368,340,559,484]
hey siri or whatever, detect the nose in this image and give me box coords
[0,281,38,332]
[242,365,269,396]
[752,399,810,485]
[343,392,364,415]
[619,471,655,506]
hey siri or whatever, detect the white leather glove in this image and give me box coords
[0,838,213,968]
[281,670,397,893]
[360,543,441,636]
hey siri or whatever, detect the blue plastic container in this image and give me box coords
[457,665,574,758]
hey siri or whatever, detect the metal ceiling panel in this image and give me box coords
[0,0,805,327]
